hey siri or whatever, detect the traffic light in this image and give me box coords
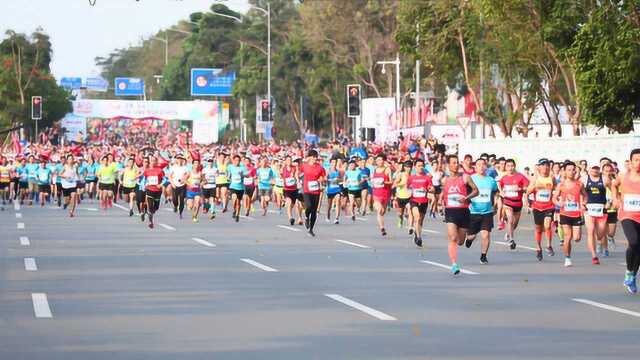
[347,84,361,117]
[260,99,270,122]
[31,96,42,120]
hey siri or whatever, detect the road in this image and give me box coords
[1,199,638,360]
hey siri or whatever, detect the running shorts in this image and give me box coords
[19,181,28,190]
[186,190,201,199]
[62,187,77,197]
[122,186,136,195]
[445,208,471,228]
[396,197,410,208]
[533,209,554,226]
[284,190,298,202]
[559,215,584,226]
[410,201,428,214]
[259,189,272,198]
[202,188,216,199]
[606,211,618,224]
[245,186,255,198]
[504,203,523,213]
[230,188,244,200]
[468,213,494,235]
[38,184,51,194]
[348,189,361,199]
[99,183,114,192]
[327,192,340,199]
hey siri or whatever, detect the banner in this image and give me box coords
[61,113,87,143]
[114,77,144,96]
[85,77,109,92]
[191,68,236,96]
[60,77,82,90]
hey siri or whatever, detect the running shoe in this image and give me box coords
[308,230,315,237]
[408,228,414,236]
[624,272,637,294]
[351,215,356,222]
[325,217,331,223]
[414,234,422,247]
[141,213,145,222]
[604,249,609,257]
[334,218,339,225]
[608,236,616,249]
[381,228,387,236]
[509,239,517,250]
[592,257,600,265]
[305,217,310,229]
[564,257,572,267]
[397,218,402,228]
[480,254,488,265]
[498,221,505,231]
[192,216,198,223]
[465,237,474,248]
[596,243,602,254]
[235,214,240,222]
[451,263,461,275]
[210,212,216,220]
[290,218,295,226]
[546,246,555,256]
[536,250,543,262]
[148,223,154,229]
[129,209,134,217]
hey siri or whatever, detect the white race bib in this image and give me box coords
[564,201,579,212]
[147,176,159,186]
[504,185,519,198]
[285,178,296,187]
[412,188,426,198]
[372,177,384,188]
[260,172,270,181]
[623,194,640,212]
[586,203,604,217]
[243,177,254,186]
[447,193,463,207]
[535,189,551,202]
[308,180,320,191]
[475,188,492,203]
[231,174,242,183]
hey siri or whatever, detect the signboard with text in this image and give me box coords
[114,77,144,96]
[190,68,236,97]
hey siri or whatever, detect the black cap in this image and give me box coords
[537,158,549,166]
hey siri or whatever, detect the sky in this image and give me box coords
[0,0,248,80]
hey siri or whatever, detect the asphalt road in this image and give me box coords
[1,198,638,360]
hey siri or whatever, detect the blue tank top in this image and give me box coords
[585,176,606,204]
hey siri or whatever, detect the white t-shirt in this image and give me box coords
[170,165,189,187]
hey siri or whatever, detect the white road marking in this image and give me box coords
[495,241,538,251]
[240,258,278,272]
[15,213,22,218]
[240,215,255,221]
[158,223,176,231]
[17,222,25,229]
[113,203,128,211]
[277,225,301,232]
[191,237,216,247]
[164,208,173,212]
[356,217,368,221]
[325,294,397,321]
[335,239,371,249]
[24,258,38,271]
[422,229,440,234]
[19,236,30,246]
[84,207,98,212]
[14,202,20,211]
[268,210,280,214]
[420,260,479,275]
[31,293,52,318]
[572,298,640,318]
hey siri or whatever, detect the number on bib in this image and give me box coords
[308,181,320,191]
[623,194,640,212]
[586,203,604,217]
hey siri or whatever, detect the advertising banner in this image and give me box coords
[61,113,87,143]
[114,77,144,96]
[85,77,109,92]
[60,77,82,90]
[191,68,236,97]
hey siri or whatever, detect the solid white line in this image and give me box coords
[19,236,30,246]
[325,294,397,321]
[422,229,440,234]
[17,222,25,229]
[113,203,128,211]
[356,217,368,221]
[31,293,52,318]
[192,237,216,247]
[159,223,176,231]
[240,258,278,272]
[277,225,301,232]
[420,260,479,275]
[24,258,38,271]
[572,298,640,318]
[240,215,255,221]
[14,202,20,211]
[15,213,22,219]
[268,210,280,214]
[335,239,371,249]
[84,207,98,211]
[494,241,538,251]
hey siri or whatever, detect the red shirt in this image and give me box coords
[443,175,469,209]
[408,173,433,204]
[281,166,297,191]
[499,173,530,207]
[300,163,325,195]
[144,167,164,192]
[244,165,256,188]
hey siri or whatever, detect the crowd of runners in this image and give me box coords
[1,138,640,295]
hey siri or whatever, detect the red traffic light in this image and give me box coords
[33,97,41,105]
[261,100,269,109]
[349,86,359,97]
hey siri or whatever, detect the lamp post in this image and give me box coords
[377,53,401,114]
[151,28,192,66]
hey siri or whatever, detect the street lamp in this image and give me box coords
[151,28,192,66]
[377,53,401,114]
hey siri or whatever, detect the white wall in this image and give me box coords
[459,134,640,169]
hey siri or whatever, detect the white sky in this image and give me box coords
[0,0,248,80]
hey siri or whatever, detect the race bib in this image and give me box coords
[623,194,640,212]
[535,189,551,202]
[124,179,136,188]
[372,178,385,188]
[503,185,519,198]
[564,201,579,212]
[260,173,270,181]
[231,174,242,183]
[412,188,426,198]
[308,181,320,191]
[285,178,296,187]
[447,193,463,207]
[475,188,491,203]
[147,176,159,186]
[243,177,254,186]
[205,174,216,183]
[586,203,604,217]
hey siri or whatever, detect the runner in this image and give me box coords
[121,158,138,216]
[186,156,203,223]
[357,158,371,216]
[583,165,609,264]
[256,156,275,216]
[201,156,218,220]
[553,161,586,267]
[344,159,364,222]
[85,157,98,201]
[0,156,10,209]
[526,158,556,261]
[325,157,343,224]
[442,155,479,275]
[143,156,165,229]
[603,163,618,255]
[429,159,444,218]
[371,154,393,236]
[300,149,326,237]
[499,159,530,250]
[393,160,413,231]
[466,158,498,264]
[169,154,188,219]
[135,157,149,221]
[60,155,79,217]
[407,158,434,246]
[242,156,257,216]
[215,152,230,212]
[227,154,247,222]
[281,156,299,225]
[36,158,52,207]
[96,155,117,210]
[612,148,640,294]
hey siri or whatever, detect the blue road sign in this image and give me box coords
[60,77,82,90]
[85,77,109,92]
[114,77,144,96]
[190,68,236,97]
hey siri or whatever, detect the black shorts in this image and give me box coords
[230,188,244,200]
[62,187,77,197]
[397,197,410,208]
[136,189,146,204]
[0,182,8,190]
[217,183,229,189]
[99,183,114,192]
[410,201,428,214]
[468,213,494,235]
[341,187,348,197]
[202,188,216,198]
[145,189,162,200]
[122,186,136,195]
[284,190,298,202]
[504,203,523,213]
[348,189,361,199]
[86,178,97,184]
[38,184,51,194]
[533,208,554,226]
[327,192,340,199]
[433,185,442,195]
[445,208,471,228]
[19,182,29,190]
[560,215,584,226]
[606,211,618,224]
[296,191,304,202]
[245,186,255,198]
